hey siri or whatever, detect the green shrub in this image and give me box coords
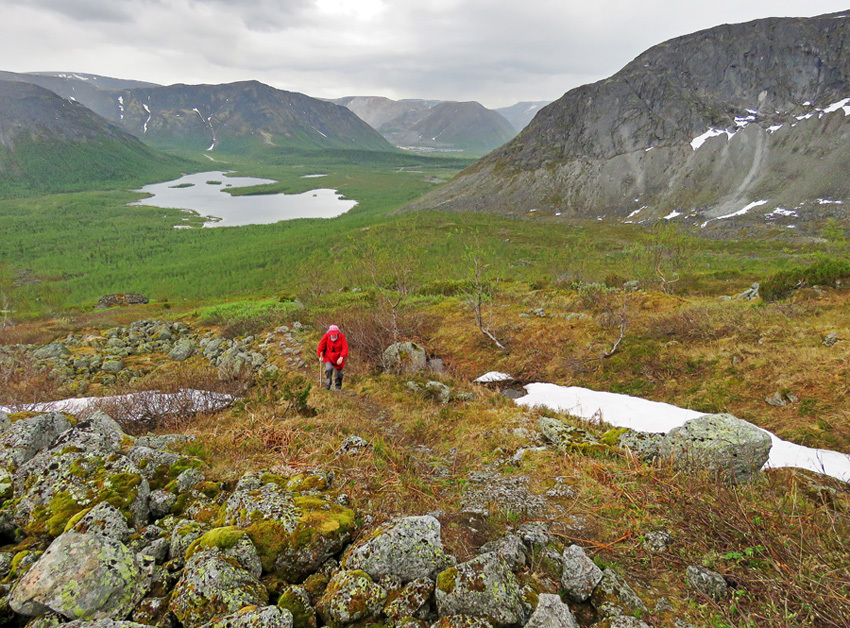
[761,258,850,301]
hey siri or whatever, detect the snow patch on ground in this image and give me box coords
[701,200,768,228]
[474,371,513,383]
[767,207,798,218]
[690,128,734,150]
[823,97,850,116]
[301,174,328,179]
[0,390,233,421]
[817,198,844,205]
[142,103,151,133]
[515,383,850,482]
[663,210,682,220]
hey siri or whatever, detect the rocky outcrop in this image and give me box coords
[343,515,453,582]
[561,544,603,602]
[9,531,150,620]
[383,342,428,373]
[95,294,149,309]
[524,594,579,628]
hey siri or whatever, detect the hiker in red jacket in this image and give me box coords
[317,324,349,390]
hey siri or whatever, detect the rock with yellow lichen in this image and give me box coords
[8,531,150,620]
[168,549,269,628]
[315,569,387,627]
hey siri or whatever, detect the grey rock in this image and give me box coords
[0,552,12,579]
[617,430,667,461]
[686,565,729,601]
[9,531,149,620]
[276,585,315,628]
[478,534,528,570]
[339,435,370,455]
[33,343,70,360]
[430,617,491,628]
[64,622,151,628]
[434,552,526,626]
[383,342,428,372]
[176,467,205,493]
[642,530,673,554]
[664,413,772,483]
[71,501,132,543]
[590,569,648,618]
[199,606,293,628]
[425,381,451,404]
[187,527,263,579]
[126,446,182,479]
[149,490,178,519]
[343,515,455,583]
[169,550,268,628]
[316,569,386,626]
[823,332,840,347]
[0,413,71,468]
[168,339,198,361]
[538,417,597,449]
[736,283,760,301]
[604,618,652,628]
[169,520,210,564]
[517,522,552,548]
[524,593,579,628]
[561,544,603,602]
[384,578,434,623]
[134,434,194,450]
[102,359,125,373]
[765,391,788,407]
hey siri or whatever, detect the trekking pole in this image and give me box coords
[318,356,323,389]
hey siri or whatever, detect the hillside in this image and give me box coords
[337,96,516,153]
[110,81,396,153]
[0,80,188,196]
[495,101,550,132]
[406,12,850,234]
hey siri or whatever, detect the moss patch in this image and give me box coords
[436,567,458,594]
[185,526,248,560]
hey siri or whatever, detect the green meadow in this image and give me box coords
[0,146,822,319]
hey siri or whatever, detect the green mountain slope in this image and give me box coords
[0,80,189,197]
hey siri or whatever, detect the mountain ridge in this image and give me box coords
[405,11,850,233]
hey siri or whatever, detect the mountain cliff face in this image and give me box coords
[336,96,516,152]
[0,80,184,195]
[407,12,850,231]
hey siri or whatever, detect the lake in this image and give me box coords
[130,171,358,227]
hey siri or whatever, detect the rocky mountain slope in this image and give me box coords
[495,101,550,132]
[336,96,516,152]
[406,11,850,233]
[0,80,185,195]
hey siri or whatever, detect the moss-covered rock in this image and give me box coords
[343,516,454,583]
[9,531,149,621]
[225,472,355,580]
[277,585,317,628]
[13,448,150,537]
[383,577,433,623]
[197,605,294,628]
[316,570,387,627]
[434,553,527,627]
[169,520,210,566]
[68,501,132,543]
[168,550,269,628]
[186,527,262,578]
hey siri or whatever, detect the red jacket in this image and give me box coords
[317,332,349,369]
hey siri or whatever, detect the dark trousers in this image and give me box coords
[325,362,343,390]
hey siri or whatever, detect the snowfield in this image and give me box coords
[513,382,850,483]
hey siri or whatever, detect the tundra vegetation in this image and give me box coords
[0,148,848,628]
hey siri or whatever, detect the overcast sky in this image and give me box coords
[2,1,849,108]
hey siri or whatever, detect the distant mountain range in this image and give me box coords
[333,96,536,153]
[0,80,187,196]
[407,11,850,233]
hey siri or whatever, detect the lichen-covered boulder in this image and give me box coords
[70,501,132,543]
[9,531,149,620]
[524,593,579,628]
[198,606,293,628]
[0,413,71,468]
[434,553,527,626]
[478,534,528,570]
[561,544,603,602]
[168,339,198,362]
[50,411,127,454]
[277,585,317,628]
[664,414,772,484]
[686,565,728,601]
[62,621,151,628]
[538,418,598,450]
[316,570,387,627]
[384,577,434,623]
[343,515,454,583]
[430,616,492,628]
[131,595,175,628]
[593,617,652,628]
[383,342,428,372]
[590,569,648,619]
[185,527,262,579]
[616,430,667,461]
[169,550,268,628]
[224,472,355,580]
[13,449,150,536]
[169,520,210,564]
[149,489,177,519]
